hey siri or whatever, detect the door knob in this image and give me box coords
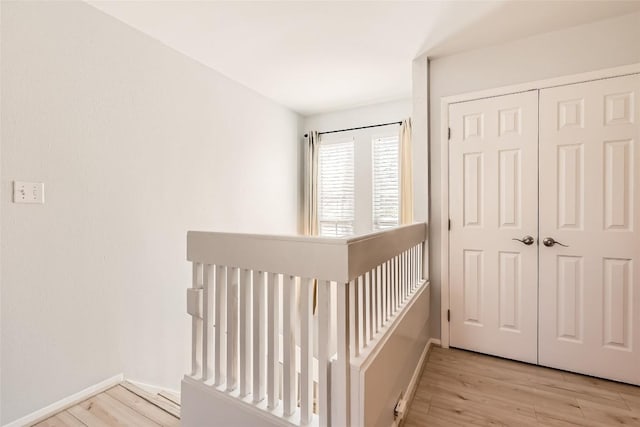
[542,237,568,247]
[512,235,535,246]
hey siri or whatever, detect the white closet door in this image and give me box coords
[539,73,640,385]
[449,91,539,363]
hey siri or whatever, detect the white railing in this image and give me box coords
[185,223,427,427]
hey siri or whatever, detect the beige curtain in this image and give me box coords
[399,118,414,224]
[303,131,319,314]
[304,131,319,236]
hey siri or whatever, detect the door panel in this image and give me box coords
[539,74,640,385]
[449,91,539,363]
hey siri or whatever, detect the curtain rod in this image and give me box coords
[304,120,402,138]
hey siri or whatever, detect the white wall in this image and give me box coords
[422,11,640,339]
[303,99,411,134]
[0,1,300,424]
[0,2,3,422]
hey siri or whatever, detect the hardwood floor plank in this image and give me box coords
[33,411,86,427]
[562,372,640,397]
[67,403,112,427]
[406,347,639,427]
[157,391,181,406]
[120,381,181,419]
[105,385,180,426]
[69,392,161,427]
[535,407,612,427]
[407,407,469,427]
[533,380,629,410]
[622,392,640,414]
[429,393,539,426]
[422,363,584,418]
[579,399,640,426]
[422,382,537,419]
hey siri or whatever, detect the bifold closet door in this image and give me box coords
[449,91,539,363]
[539,73,640,385]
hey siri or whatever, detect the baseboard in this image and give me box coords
[3,373,123,427]
[394,337,439,427]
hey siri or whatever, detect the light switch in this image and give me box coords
[13,181,45,204]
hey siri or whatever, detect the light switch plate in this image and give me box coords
[13,181,45,204]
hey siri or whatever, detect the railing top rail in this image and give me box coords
[187,222,427,283]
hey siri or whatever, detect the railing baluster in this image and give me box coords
[376,266,382,332]
[415,246,419,288]
[384,263,389,321]
[400,252,407,304]
[226,267,239,391]
[416,246,420,286]
[215,265,227,386]
[381,263,387,323]
[419,244,423,282]
[335,282,351,427]
[318,280,330,426]
[395,256,400,311]
[267,272,280,409]
[358,275,365,349]
[404,251,408,300]
[203,264,214,381]
[402,251,407,301]
[404,249,411,301]
[348,278,359,358]
[408,251,411,294]
[388,259,392,316]
[386,260,392,320]
[370,269,375,337]
[364,274,371,346]
[407,251,410,297]
[412,246,420,289]
[390,258,395,315]
[253,271,266,403]
[239,269,252,397]
[191,263,203,377]
[409,248,413,292]
[390,259,394,314]
[370,269,376,338]
[300,278,314,425]
[283,275,296,416]
[410,249,414,291]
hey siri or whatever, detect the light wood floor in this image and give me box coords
[31,382,180,427]
[405,346,640,426]
[29,350,640,426]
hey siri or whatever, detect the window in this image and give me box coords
[316,125,400,236]
[372,136,400,230]
[318,140,355,236]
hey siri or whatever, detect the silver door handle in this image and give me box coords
[542,237,568,247]
[512,236,535,246]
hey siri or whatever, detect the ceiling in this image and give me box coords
[87,1,640,116]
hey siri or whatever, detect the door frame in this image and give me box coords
[439,63,640,349]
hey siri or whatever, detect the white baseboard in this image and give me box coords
[3,373,123,427]
[392,337,439,427]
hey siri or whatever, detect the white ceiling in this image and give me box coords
[87,1,640,116]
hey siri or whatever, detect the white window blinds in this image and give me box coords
[318,140,355,237]
[372,136,400,230]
